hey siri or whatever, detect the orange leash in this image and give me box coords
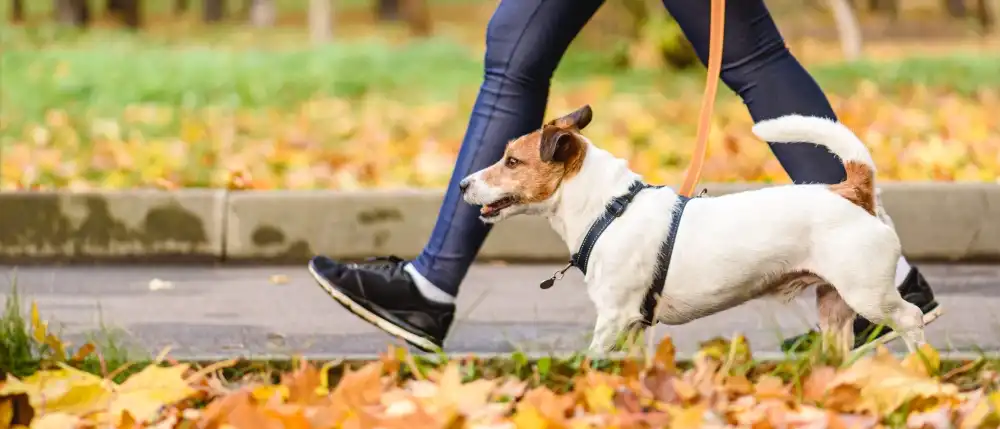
[678,0,726,198]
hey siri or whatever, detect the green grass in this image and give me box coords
[2,26,998,122]
[0,277,148,382]
[0,281,36,378]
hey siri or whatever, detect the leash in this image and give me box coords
[679,0,726,198]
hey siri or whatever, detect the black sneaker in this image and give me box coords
[307,255,454,353]
[781,266,943,353]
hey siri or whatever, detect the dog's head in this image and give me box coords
[460,105,592,223]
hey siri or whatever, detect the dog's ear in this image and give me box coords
[539,126,581,163]
[546,105,593,130]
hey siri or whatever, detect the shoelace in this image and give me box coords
[358,255,406,274]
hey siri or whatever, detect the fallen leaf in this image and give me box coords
[28,412,83,429]
[653,335,677,373]
[826,349,960,415]
[902,344,942,377]
[0,365,110,416]
[110,363,198,424]
[148,279,174,291]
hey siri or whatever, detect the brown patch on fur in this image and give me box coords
[768,271,826,303]
[828,161,875,215]
[478,106,591,204]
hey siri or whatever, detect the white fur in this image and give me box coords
[463,114,927,355]
[752,115,876,172]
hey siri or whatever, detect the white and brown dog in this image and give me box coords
[459,105,927,355]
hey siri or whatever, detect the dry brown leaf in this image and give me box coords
[653,335,677,373]
[827,350,960,415]
[802,366,838,405]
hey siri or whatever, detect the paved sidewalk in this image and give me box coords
[2,263,998,359]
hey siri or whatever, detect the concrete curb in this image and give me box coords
[0,190,226,263]
[2,183,998,263]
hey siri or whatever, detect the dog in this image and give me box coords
[459,105,928,355]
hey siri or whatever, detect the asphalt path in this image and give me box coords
[2,263,998,360]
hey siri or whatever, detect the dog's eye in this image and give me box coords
[505,157,520,168]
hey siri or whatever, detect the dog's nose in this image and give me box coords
[459,178,470,194]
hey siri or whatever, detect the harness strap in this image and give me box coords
[569,180,649,276]
[639,195,692,325]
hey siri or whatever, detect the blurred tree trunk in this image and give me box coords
[11,0,25,22]
[249,0,275,27]
[618,0,697,70]
[55,0,90,26]
[828,0,863,61]
[977,0,998,32]
[867,0,898,19]
[375,0,401,21]
[204,0,226,22]
[309,0,332,42]
[237,0,250,19]
[401,0,431,36]
[944,0,967,17]
[107,0,141,28]
[174,0,188,15]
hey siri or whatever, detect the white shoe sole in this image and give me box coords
[308,262,442,354]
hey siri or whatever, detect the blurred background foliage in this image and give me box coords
[1,0,998,190]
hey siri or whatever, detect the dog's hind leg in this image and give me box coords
[811,230,927,353]
[816,283,856,358]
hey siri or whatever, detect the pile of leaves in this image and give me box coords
[3,332,1000,429]
[2,81,998,191]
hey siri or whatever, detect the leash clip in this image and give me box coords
[540,261,573,289]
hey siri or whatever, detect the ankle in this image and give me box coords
[404,263,456,304]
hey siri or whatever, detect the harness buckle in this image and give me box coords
[608,198,628,217]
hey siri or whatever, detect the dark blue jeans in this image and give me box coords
[411,0,846,296]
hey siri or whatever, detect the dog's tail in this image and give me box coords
[751,115,877,215]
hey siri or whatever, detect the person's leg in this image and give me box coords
[308,0,605,352]
[660,0,940,350]
[411,0,605,296]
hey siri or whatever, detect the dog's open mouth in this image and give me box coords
[480,196,518,218]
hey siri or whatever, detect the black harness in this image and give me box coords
[539,180,701,326]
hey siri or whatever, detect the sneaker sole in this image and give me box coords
[307,262,443,354]
[853,305,944,351]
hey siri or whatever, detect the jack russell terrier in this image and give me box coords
[459,105,927,355]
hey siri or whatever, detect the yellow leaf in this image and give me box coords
[583,383,615,414]
[110,363,197,424]
[28,412,82,429]
[316,360,340,396]
[43,333,67,362]
[30,302,46,344]
[668,403,708,429]
[252,385,290,403]
[1,366,111,416]
[901,343,941,377]
[0,399,13,427]
[513,405,548,429]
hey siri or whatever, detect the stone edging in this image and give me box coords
[1,183,997,264]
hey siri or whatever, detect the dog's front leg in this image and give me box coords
[588,310,632,356]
